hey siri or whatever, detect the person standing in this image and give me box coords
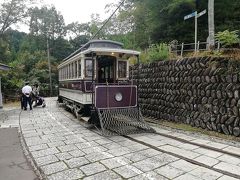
[22,81,33,110]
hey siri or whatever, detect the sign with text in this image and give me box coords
[197,9,207,18]
[184,11,196,20]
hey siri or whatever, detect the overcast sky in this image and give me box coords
[43,0,116,24]
[15,0,117,32]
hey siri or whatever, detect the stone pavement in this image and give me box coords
[0,114,38,180]
[1,97,240,180]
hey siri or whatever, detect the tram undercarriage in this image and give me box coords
[59,92,155,136]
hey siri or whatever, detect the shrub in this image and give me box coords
[215,30,239,48]
[140,43,169,63]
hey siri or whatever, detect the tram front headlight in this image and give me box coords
[115,92,123,102]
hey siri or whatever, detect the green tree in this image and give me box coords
[0,37,11,62]
[28,6,66,39]
[0,0,35,35]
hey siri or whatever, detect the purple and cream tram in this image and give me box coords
[58,40,154,135]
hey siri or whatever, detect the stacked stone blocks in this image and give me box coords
[131,57,240,137]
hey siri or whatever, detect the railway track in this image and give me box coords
[146,120,240,159]
[57,105,240,179]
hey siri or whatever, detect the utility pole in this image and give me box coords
[47,37,53,97]
[208,0,215,49]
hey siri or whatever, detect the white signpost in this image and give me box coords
[184,12,196,20]
[184,9,206,52]
[198,9,206,18]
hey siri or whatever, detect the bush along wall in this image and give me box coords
[131,57,240,137]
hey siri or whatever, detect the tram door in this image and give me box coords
[97,55,116,83]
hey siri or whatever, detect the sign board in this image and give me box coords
[184,11,196,20]
[197,9,206,18]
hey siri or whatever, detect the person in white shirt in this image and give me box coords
[22,81,33,110]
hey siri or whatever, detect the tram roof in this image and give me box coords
[63,40,124,61]
[58,46,140,68]
[82,47,140,56]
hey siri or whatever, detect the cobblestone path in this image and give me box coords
[1,98,240,180]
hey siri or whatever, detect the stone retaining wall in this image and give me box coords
[131,57,240,136]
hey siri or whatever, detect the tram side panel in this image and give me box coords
[58,80,92,105]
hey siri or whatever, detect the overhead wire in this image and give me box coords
[63,0,125,61]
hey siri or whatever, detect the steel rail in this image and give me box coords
[57,104,240,179]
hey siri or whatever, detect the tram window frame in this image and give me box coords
[85,59,93,78]
[64,67,66,80]
[66,65,68,79]
[71,63,74,78]
[64,66,66,80]
[118,60,127,79]
[70,64,71,79]
[70,63,72,78]
[75,61,77,78]
[68,64,71,79]
[78,60,82,78]
[59,69,61,80]
[69,64,71,79]
[66,64,69,79]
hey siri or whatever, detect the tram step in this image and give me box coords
[81,117,90,122]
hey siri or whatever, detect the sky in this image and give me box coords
[43,0,116,24]
[15,0,117,32]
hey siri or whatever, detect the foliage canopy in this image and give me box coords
[0,0,240,96]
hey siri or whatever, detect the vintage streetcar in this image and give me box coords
[57,40,154,135]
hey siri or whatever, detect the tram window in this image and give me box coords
[72,63,74,78]
[78,61,81,78]
[75,61,77,78]
[69,64,71,79]
[72,62,75,78]
[70,63,72,78]
[66,65,68,79]
[105,67,108,78]
[64,67,66,79]
[71,63,74,78]
[65,66,67,79]
[85,59,93,77]
[118,61,127,78]
[59,69,61,80]
[64,67,65,79]
[68,64,70,79]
